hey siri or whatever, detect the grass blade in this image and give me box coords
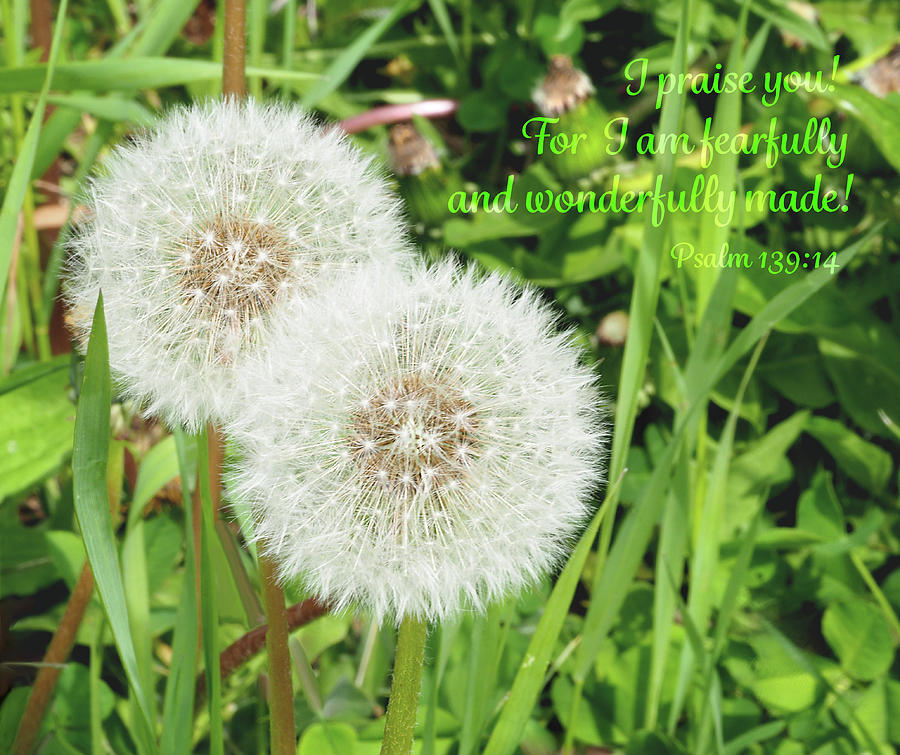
[480,475,621,755]
[301,0,415,108]
[0,58,317,94]
[0,0,68,317]
[571,223,880,687]
[160,430,200,755]
[73,294,156,737]
[197,427,224,755]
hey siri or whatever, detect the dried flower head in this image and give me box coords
[388,122,440,176]
[858,44,900,97]
[64,99,412,430]
[532,55,595,117]
[227,261,606,623]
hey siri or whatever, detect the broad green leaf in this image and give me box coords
[749,635,821,714]
[796,470,844,541]
[73,295,155,737]
[851,678,900,746]
[297,722,358,754]
[550,675,617,746]
[297,613,351,661]
[823,599,895,681]
[40,663,115,754]
[0,357,72,502]
[756,334,833,408]
[820,339,900,440]
[805,416,892,493]
[822,82,900,174]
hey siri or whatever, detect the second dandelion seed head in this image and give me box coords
[229,261,607,624]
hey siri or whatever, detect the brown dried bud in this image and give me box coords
[858,44,900,97]
[388,122,440,176]
[533,55,595,117]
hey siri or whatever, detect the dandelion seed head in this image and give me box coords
[64,98,413,430]
[227,260,608,623]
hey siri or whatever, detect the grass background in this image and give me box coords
[2,0,900,753]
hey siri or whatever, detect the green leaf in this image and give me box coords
[297,722,358,755]
[481,482,616,755]
[300,0,416,108]
[749,636,821,714]
[852,678,900,746]
[749,0,829,50]
[796,470,844,542]
[73,295,156,738]
[296,613,351,661]
[0,689,29,753]
[0,357,73,502]
[45,662,115,738]
[0,58,317,94]
[46,93,156,126]
[820,339,900,440]
[756,334,833,408]
[128,435,179,530]
[457,90,509,132]
[823,599,895,681]
[822,82,900,174]
[805,416,892,493]
[160,430,199,755]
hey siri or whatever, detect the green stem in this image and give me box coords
[259,554,296,754]
[381,615,427,755]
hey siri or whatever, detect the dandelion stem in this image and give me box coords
[381,615,427,755]
[258,553,296,754]
[223,0,247,98]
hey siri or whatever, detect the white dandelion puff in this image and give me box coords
[227,261,607,624]
[64,98,414,431]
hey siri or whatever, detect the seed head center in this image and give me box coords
[349,373,478,495]
[176,215,293,331]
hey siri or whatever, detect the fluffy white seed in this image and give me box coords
[227,261,608,624]
[64,98,414,430]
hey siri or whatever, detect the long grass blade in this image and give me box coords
[72,294,156,736]
[0,0,68,317]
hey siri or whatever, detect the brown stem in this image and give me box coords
[223,0,247,98]
[12,564,94,755]
[29,0,53,60]
[201,598,329,695]
[258,554,296,754]
[12,442,123,753]
[337,99,459,135]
